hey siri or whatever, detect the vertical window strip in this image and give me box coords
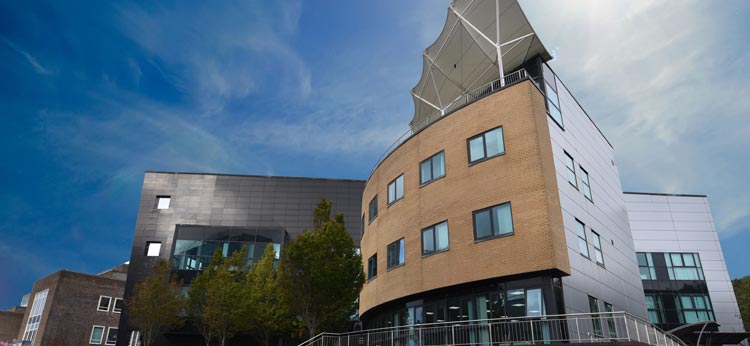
[576,220,589,258]
[580,167,592,201]
[592,231,604,266]
[23,289,49,343]
[564,152,577,188]
[637,252,657,280]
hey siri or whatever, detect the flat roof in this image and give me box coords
[145,170,365,183]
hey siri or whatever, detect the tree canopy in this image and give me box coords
[732,276,750,330]
[126,259,185,346]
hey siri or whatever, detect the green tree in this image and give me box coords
[126,259,185,346]
[279,199,365,338]
[188,247,250,346]
[732,276,750,330]
[246,244,290,346]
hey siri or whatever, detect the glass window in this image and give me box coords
[592,231,604,266]
[645,295,665,324]
[113,298,123,313]
[367,254,377,280]
[564,152,577,188]
[90,326,105,344]
[546,81,563,127]
[589,296,603,337]
[526,289,544,316]
[129,331,142,346]
[468,127,505,164]
[368,196,378,222]
[576,220,589,258]
[106,327,118,345]
[388,175,404,205]
[387,238,405,269]
[22,289,49,343]
[604,302,616,338]
[580,167,592,201]
[420,151,446,185]
[422,221,449,256]
[666,253,704,280]
[507,289,526,317]
[473,202,514,241]
[98,296,112,312]
[145,242,161,257]
[156,196,170,209]
[637,252,657,280]
[676,295,714,324]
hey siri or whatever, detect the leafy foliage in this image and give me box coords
[126,259,185,346]
[246,244,291,346]
[732,276,750,330]
[279,199,365,338]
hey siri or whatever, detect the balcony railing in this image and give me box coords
[298,312,686,346]
[371,69,529,177]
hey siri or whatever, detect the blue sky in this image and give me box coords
[0,0,748,309]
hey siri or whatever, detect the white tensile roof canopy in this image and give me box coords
[410,0,552,129]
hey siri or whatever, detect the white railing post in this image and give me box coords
[624,315,630,341]
[575,318,580,342]
[488,322,494,346]
[451,324,456,346]
[530,320,535,343]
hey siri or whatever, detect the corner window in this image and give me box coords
[545,80,563,128]
[576,220,589,258]
[145,242,161,257]
[580,167,592,201]
[387,238,405,269]
[387,175,404,205]
[368,196,378,222]
[637,252,656,280]
[420,151,446,185]
[106,327,118,345]
[564,152,577,188]
[90,326,105,344]
[591,231,604,266]
[113,298,123,313]
[367,254,377,280]
[468,127,505,164]
[422,221,449,256]
[156,196,171,210]
[98,296,112,312]
[473,202,514,241]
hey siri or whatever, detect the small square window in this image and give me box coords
[145,242,161,257]
[113,298,123,313]
[90,326,105,344]
[156,196,171,210]
[98,296,112,312]
[106,327,118,345]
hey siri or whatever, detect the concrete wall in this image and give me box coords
[543,63,648,318]
[626,193,745,332]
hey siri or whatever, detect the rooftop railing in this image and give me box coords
[370,69,529,178]
[299,312,686,346]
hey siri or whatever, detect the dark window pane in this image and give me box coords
[474,210,492,239]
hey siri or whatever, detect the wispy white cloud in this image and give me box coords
[1,36,52,75]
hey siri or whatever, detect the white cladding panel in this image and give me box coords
[627,194,745,332]
[542,64,648,319]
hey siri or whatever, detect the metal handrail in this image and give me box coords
[369,69,528,178]
[298,311,687,346]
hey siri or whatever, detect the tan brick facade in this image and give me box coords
[360,80,569,315]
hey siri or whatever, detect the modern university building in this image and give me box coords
[112,1,745,346]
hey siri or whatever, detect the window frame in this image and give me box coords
[387,175,405,205]
[386,238,405,270]
[575,219,590,258]
[98,295,112,312]
[420,151,446,186]
[368,196,378,223]
[105,327,118,345]
[145,242,161,257]
[155,195,171,210]
[367,254,378,281]
[467,126,506,165]
[421,220,450,257]
[90,325,106,345]
[637,252,657,280]
[564,151,577,189]
[591,230,605,267]
[580,166,593,202]
[472,201,514,242]
[113,298,123,313]
[545,77,564,129]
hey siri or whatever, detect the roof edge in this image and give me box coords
[144,170,365,183]
[624,191,707,198]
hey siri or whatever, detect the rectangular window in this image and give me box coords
[580,167,592,201]
[591,231,604,266]
[564,152,577,188]
[637,252,657,280]
[545,80,563,127]
[368,196,378,222]
[420,151,446,185]
[22,289,49,343]
[603,302,616,338]
[113,298,123,313]
[106,327,118,345]
[98,296,112,312]
[90,325,106,344]
[676,295,715,324]
[645,295,665,324]
[145,242,161,257]
[129,331,142,346]
[473,202,514,241]
[576,220,589,258]
[156,196,171,210]
[589,296,603,337]
[367,254,377,280]
[666,253,705,280]
[422,221,449,256]
[387,175,404,205]
[468,127,505,164]
[387,238,405,269]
